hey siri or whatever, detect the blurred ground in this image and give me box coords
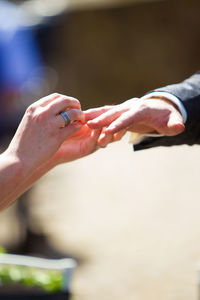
[2,138,199,300]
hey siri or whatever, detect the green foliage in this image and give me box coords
[0,247,65,293]
[0,247,6,254]
[0,265,64,293]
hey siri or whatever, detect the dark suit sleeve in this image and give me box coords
[134,71,200,151]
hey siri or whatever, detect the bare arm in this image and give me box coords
[0,151,54,210]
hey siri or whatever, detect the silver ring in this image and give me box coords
[60,111,71,126]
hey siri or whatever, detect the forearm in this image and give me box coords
[0,151,27,209]
[0,151,56,210]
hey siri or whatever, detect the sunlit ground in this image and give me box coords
[1,134,199,300]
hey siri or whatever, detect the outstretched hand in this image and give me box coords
[85,97,185,147]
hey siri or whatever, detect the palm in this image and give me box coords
[53,125,100,164]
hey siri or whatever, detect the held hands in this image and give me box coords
[85,97,185,147]
[0,93,186,209]
[5,93,185,175]
[6,93,101,173]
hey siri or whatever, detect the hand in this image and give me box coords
[7,93,85,172]
[85,97,185,147]
[51,124,102,165]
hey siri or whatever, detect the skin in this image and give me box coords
[85,96,185,147]
[0,93,101,210]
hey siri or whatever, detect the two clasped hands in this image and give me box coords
[0,92,184,209]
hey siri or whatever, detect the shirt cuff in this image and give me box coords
[140,91,187,123]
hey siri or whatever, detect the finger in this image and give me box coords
[84,106,114,122]
[48,95,81,114]
[86,100,139,129]
[88,128,102,153]
[90,128,102,140]
[98,132,113,148]
[113,129,127,141]
[56,109,85,128]
[87,107,127,129]
[104,109,141,134]
[98,129,126,146]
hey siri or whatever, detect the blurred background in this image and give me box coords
[0,0,200,299]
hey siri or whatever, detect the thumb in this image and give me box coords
[166,112,185,136]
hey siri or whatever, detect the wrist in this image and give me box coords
[141,92,187,123]
[0,152,29,199]
[141,95,179,110]
[2,149,33,179]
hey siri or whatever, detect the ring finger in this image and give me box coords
[56,109,85,128]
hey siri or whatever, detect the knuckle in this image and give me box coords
[104,105,113,112]
[70,97,81,106]
[32,111,46,124]
[70,109,82,120]
[62,94,77,101]
[68,95,79,101]
[63,96,80,107]
[51,92,60,98]
[26,103,36,115]
[27,106,48,125]
[140,102,149,111]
